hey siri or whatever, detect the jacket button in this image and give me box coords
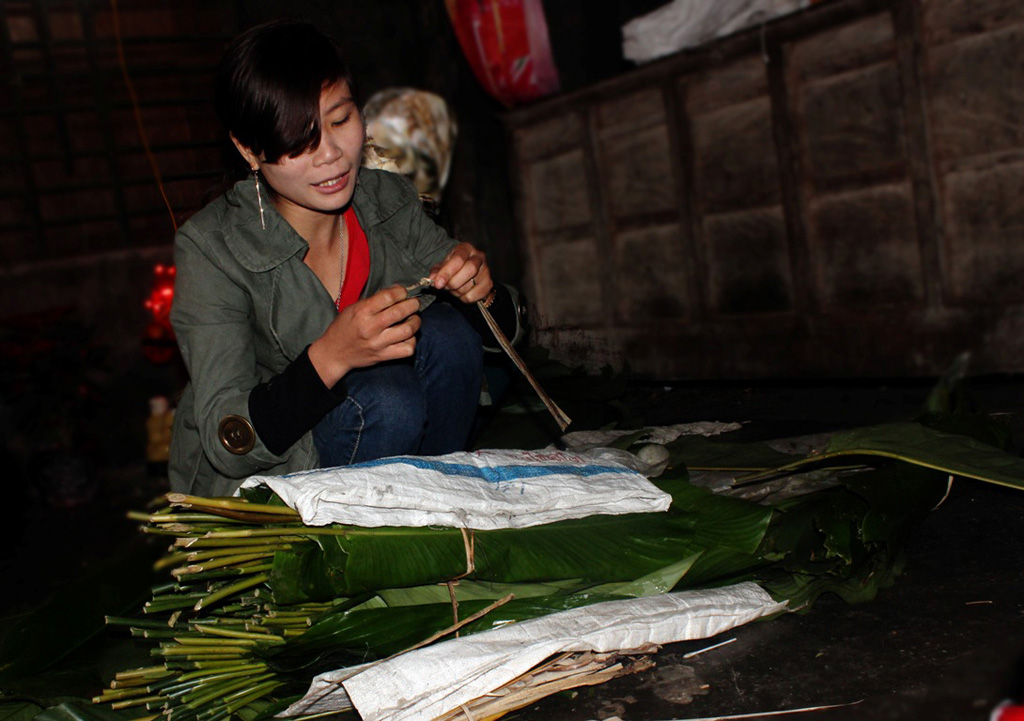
[218,415,255,455]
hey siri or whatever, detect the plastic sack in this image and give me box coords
[445,0,560,107]
[241,448,671,530]
[282,582,786,721]
[623,0,813,64]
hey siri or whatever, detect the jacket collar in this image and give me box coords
[222,177,306,273]
[351,167,409,227]
[222,168,406,273]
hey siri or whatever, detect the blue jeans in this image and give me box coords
[313,302,483,467]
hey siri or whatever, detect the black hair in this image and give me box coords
[215,20,354,167]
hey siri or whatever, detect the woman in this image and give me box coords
[169,20,520,497]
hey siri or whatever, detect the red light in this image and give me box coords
[144,263,176,329]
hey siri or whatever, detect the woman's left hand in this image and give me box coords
[430,242,493,303]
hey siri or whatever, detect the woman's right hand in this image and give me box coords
[308,285,422,387]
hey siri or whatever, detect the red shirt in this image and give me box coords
[336,207,370,311]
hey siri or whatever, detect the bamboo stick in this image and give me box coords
[477,300,570,431]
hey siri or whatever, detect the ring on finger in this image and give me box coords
[470,277,477,287]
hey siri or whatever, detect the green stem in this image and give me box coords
[93,686,152,703]
[151,581,202,596]
[172,662,268,684]
[197,527,347,539]
[163,663,268,696]
[186,545,289,561]
[196,708,231,721]
[173,636,260,647]
[167,493,300,517]
[144,596,207,614]
[264,609,314,618]
[110,695,166,710]
[164,659,247,671]
[154,552,192,571]
[188,617,254,626]
[157,653,242,662]
[223,678,287,713]
[135,628,178,639]
[257,617,310,627]
[168,563,273,583]
[177,535,311,548]
[172,552,275,576]
[141,526,196,537]
[182,671,276,709]
[114,665,168,678]
[154,644,254,656]
[161,667,263,698]
[106,616,175,629]
[193,624,284,642]
[149,513,248,524]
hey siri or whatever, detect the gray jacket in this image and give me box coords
[169,168,456,497]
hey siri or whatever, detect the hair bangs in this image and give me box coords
[216,21,352,166]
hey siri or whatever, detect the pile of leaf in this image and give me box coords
[80,417,1024,720]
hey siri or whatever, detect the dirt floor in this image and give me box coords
[520,478,1024,720]
[511,377,1024,720]
[3,373,1023,720]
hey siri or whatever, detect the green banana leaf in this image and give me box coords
[267,479,772,605]
[587,553,702,597]
[663,434,797,471]
[261,591,632,671]
[0,703,44,721]
[759,548,909,607]
[349,554,699,615]
[738,422,1024,491]
[375,578,586,606]
[757,460,949,607]
[30,701,135,721]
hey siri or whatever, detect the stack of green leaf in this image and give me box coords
[93,419,1024,721]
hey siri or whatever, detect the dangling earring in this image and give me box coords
[252,167,266,230]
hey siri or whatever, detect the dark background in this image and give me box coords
[0,0,661,474]
[1,3,1024,717]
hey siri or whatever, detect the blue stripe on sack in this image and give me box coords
[350,456,634,483]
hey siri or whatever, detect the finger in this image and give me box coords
[375,296,420,329]
[362,285,412,314]
[446,261,482,293]
[431,262,455,290]
[381,313,421,344]
[378,317,421,358]
[471,275,495,302]
[384,336,417,359]
[432,244,475,289]
[452,266,493,302]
